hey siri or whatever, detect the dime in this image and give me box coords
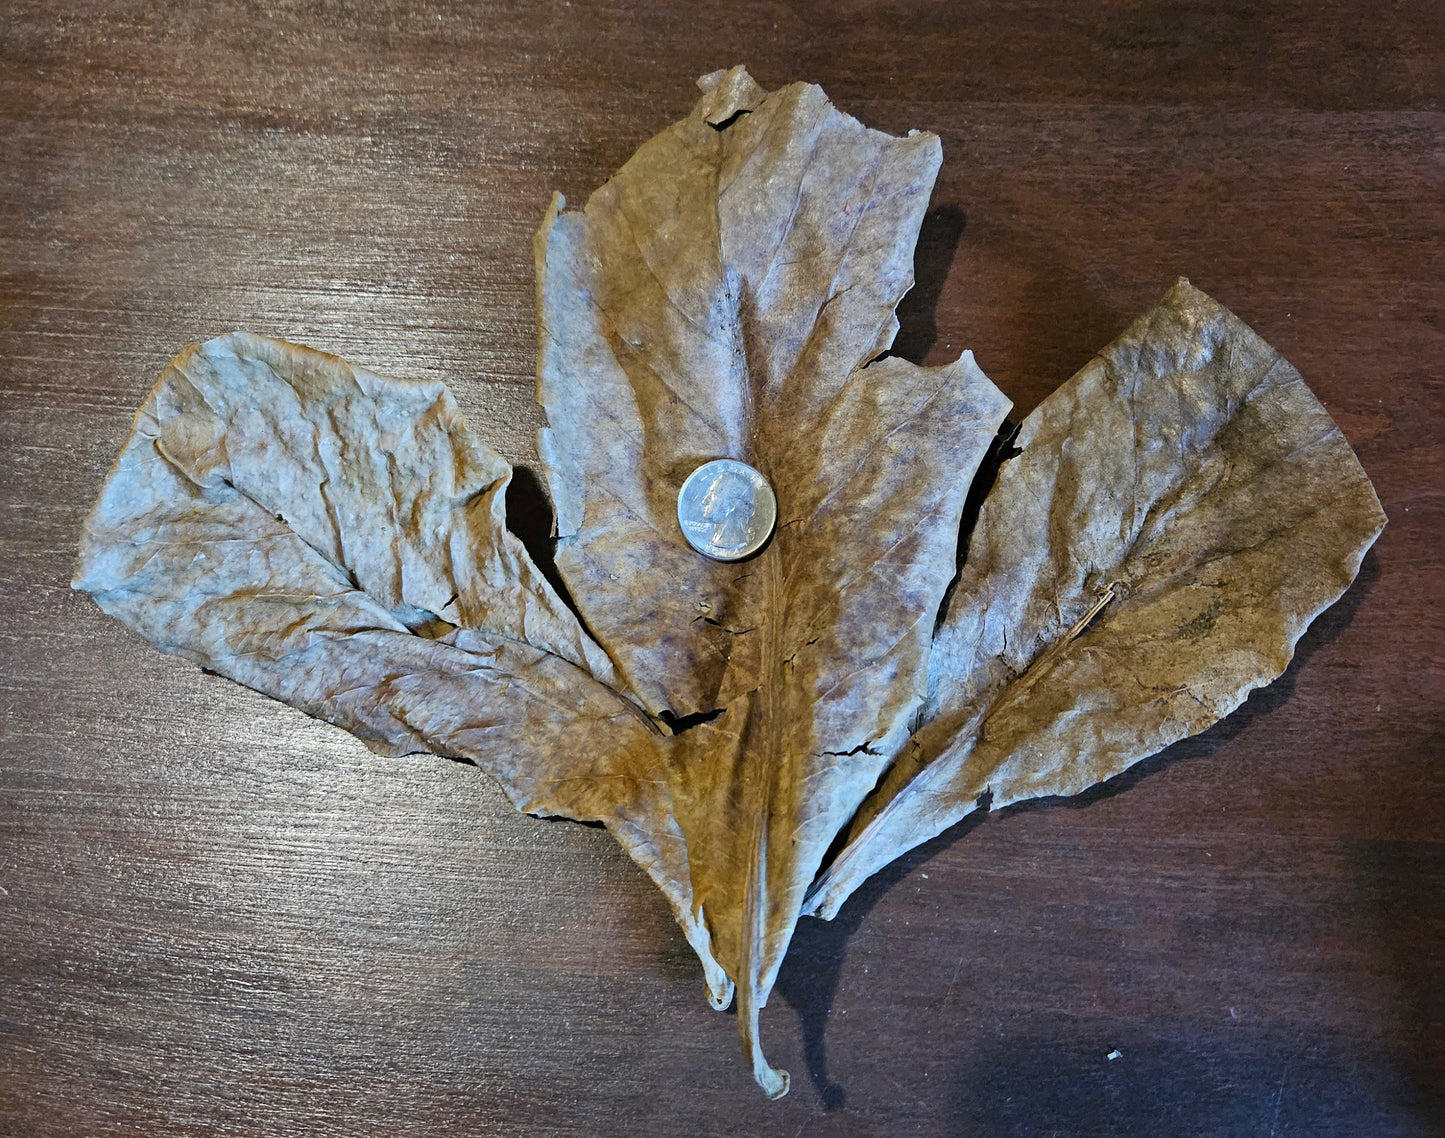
[676,459,777,562]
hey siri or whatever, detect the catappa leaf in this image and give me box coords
[71,333,737,1006]
[533,66,1010,1092]
[805,279,1387,919]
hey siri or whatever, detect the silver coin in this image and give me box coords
[676,459,777,562]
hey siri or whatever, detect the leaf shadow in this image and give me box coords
[776,808,992,1110]
[505,465,562,592]
[775,547,1379,1108]
[889,204,968,365]
[505,464,609,645]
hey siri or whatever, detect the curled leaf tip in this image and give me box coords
[755,1056,791,1101]
[738,942,790,1098]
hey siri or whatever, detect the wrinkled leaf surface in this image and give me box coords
[806,280,1387,919]
[71,333,736,1005]
[535,66,1010,1092]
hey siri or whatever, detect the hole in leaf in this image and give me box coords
[659,707,727,733]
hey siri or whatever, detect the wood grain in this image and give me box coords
[2,2,1440,1134]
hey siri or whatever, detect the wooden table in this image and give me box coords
[3,3,1440,1134]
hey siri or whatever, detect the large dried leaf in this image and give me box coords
[534,66,1010,1092]
[71,334,735,1006]
[537,66,967,715]
[805,280,1387,919]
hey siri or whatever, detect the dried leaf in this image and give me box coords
[74,71,1011,1096]
[71,333,736,1006]
[534,66,1009,1091]
[805,280,1387,919]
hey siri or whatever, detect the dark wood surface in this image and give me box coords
[2,3,1441,1134]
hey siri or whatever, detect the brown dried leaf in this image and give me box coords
[534,66,1010,1092]
[71,334,735,1005]
[805,280,1387,919]
[75,310,1007,1099]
